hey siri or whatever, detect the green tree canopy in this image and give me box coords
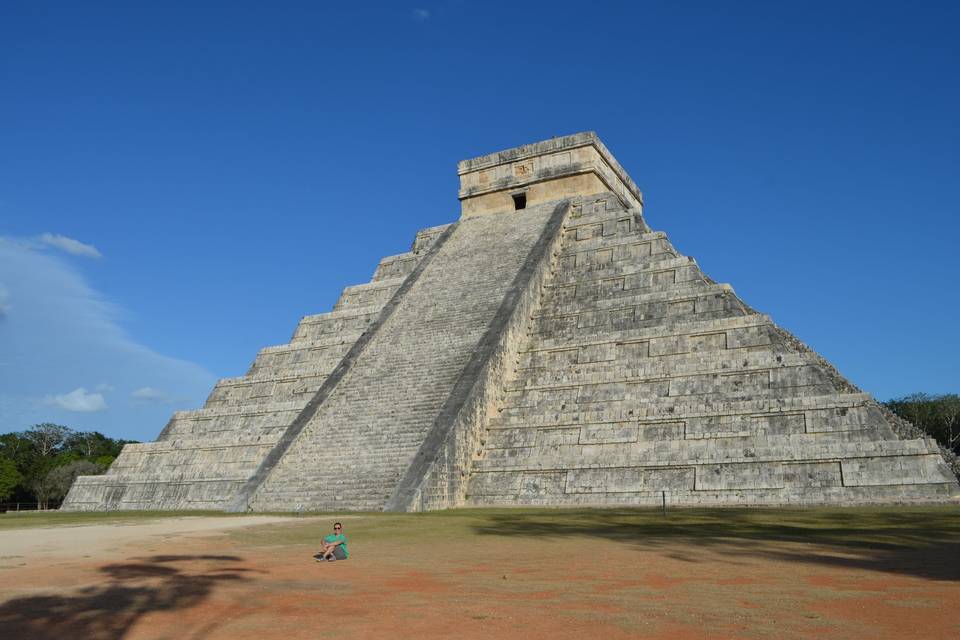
[0,457,23,501]
[0,424,136,507]
[886,393,960,454]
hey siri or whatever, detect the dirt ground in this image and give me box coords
[1,508,958,639]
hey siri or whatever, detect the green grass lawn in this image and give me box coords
[4,506,959,552]
[227,505,960,551]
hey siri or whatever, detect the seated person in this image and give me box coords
[316,522,349,562]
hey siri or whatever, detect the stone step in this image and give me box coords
[468,482,959,508]
[471,434,941,472]
[519,314,775,367]
[296,303,384,326]
[532,291,748,340]
[204,378,324,408]
[545,255,699,288]
[103,467,262,484]
[106,453,275,478]
[503,371,839,414]
[338,275,407,296]
[252,477,402,493]
[64,474,247,510]
[245,360,341,381]
[290,305,382,343]
[537,282,732,318]
[539,307,751,342]
[163,409,300,436]
[509,350,814,391]
[558,230,668,256]
[562,217,642,245]
[538,282,721,321]
[168,399,303,422]
[503,369,836,408]
[557,231,683,260]
[333,276,406,311]
[215,367,333,389]
[563,199,640,228]
[158,422,289,442]
[285,437,440,460]
[485,405,896,448]
[495,392,876,428]
[249,340,357,377]
[117,434,282,455]
[256,333,365,355]
[372,251,418,282]
[412,223,454,254]
[84,468,254,483]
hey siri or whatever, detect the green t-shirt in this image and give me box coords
[323,533,348,558]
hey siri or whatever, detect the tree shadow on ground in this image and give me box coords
[470,507,960,581]
[0,555,258,640]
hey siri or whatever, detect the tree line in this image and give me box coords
[0,423,137,509]
[885,393,960,456]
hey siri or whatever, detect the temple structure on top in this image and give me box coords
[63,132,959,512]
[457,133,642,217]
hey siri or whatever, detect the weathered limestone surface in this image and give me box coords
[459,132,642,217]
[464,193,959,506]
[64,132,959,512]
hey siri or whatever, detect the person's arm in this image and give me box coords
[321,536,342,549]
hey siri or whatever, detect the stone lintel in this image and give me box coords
[458,132,644,218]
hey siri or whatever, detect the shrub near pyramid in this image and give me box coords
[63,133,959,512]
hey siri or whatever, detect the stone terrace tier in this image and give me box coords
[464,193,959,507]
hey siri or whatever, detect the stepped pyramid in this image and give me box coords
[63,133,959,512]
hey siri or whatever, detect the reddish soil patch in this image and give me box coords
[1,520,958,640]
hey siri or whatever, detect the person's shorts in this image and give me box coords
[331,546,347,560]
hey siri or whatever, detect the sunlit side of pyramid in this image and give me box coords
[64,133,959,511]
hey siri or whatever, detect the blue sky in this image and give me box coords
[1,1,958,441]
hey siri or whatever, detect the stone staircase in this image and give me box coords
[243,201,564,511]
[465,194,958,506]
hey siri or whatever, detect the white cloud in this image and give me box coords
[130,386,172,404]
[45,388,108,412]
[412,8,431,21]
[0,236,216,439]
[39,233,103,258]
